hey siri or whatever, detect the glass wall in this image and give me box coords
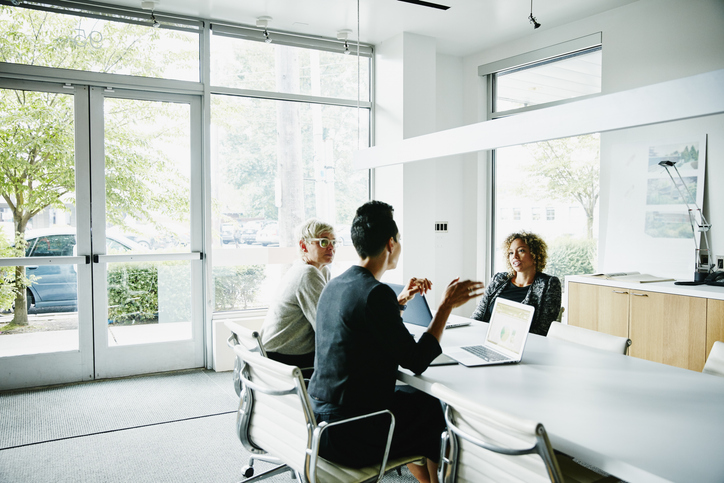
[209,32,371,312]
[493,134,600,281]
[493,47,601,113]
[490,46,602,282]
[0,3,372,358]
[0,5,199,81]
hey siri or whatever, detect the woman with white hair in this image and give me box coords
[260,219,336,373]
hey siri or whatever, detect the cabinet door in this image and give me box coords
[629,290,707,371]
[707,299,724,359]
[567,282,629,338]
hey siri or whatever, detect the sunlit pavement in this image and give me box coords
[0,318,191,357]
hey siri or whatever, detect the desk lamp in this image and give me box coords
[658,160,713,283]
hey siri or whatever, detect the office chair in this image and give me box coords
[547,322,632,355]
[226,320,280,478]
[432,383,618,483]
[231,343,423,482]
[703,341,724,377]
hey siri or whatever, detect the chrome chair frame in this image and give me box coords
[433,383,563,483]
[226,321,280,478]
[233,343,421,482]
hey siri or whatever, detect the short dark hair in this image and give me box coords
[351,201,399,258]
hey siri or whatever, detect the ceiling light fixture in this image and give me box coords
[337,29,353,55]
[141,1,160,27]
[529,0,541,29]
[257,16,273,43]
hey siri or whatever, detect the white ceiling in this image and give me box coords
[100,0,639,57]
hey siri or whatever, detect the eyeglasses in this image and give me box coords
[309,238,338,248]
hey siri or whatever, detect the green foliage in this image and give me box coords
[107,263,158,324]
[0,6,193,322]
[213,265,266,311]
[211,43,369,228]
[0,232,18,310]
[0,234,36,312]
[523,134,600,239]
[546,236,597,283]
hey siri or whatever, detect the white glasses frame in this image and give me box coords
[308,237,338,248]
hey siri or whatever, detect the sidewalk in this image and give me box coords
[0,314,191,357]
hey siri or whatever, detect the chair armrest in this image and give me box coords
[309,409,396,483]
[227,332,238,349]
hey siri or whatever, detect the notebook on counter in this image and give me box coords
[444,298,535,367]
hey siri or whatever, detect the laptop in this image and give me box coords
[444,298,535,367]
[386,283,471,329]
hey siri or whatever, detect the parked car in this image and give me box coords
[220,223,236,244]
[19,228,143,311]
[334,224,353,246]
[255,222,279,246]
[235,220,265,245]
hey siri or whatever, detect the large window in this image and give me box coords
[493,47,601,112]
[209,28,371,312]
[0,2,372,383]
[488,42,601,282]
[0,5,200,81]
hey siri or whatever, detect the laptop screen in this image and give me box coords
[385,283,433,327]
[485,298,535,356]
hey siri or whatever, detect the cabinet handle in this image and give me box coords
[632,293,648,297]
[612,290,628,294]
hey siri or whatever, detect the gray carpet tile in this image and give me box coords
[0,412,419,483]
[0,369,238,449]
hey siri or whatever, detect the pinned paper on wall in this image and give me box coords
[644,140,706,240]
[603,131,707,281]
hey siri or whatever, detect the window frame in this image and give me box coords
[483,36,602,279]
[0,2,374,369]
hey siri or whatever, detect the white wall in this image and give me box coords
[457,0,724,279]
[374,0,724,313]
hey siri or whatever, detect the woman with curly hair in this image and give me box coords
[471,232,561,336]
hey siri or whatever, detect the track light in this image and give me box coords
[529,0,541,29]
[257,17,273,44]
[337,29,353,55]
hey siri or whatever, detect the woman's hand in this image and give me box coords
[397,277,433,305]
[438,278,485,311]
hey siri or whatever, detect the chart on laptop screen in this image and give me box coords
[487,303,531,354]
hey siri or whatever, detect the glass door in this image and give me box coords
[89,87,203,379]
[0,80,94,390]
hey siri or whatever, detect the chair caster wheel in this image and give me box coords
[242,466,254,478]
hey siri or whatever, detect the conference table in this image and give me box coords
[399,315,724,483]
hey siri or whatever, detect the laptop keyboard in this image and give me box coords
[462,345,508,362]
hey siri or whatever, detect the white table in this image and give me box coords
[399,316,724,483]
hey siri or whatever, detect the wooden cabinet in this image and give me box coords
[567,279,721,371]
[628,289,706,371]
[567,282,629,338]
[708,299,724,359]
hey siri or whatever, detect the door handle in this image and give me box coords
[632,293,648,297]
[612,290,628,294]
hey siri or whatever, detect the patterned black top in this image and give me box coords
[471,271,562,336]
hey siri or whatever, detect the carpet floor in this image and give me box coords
[0,369,419,482]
